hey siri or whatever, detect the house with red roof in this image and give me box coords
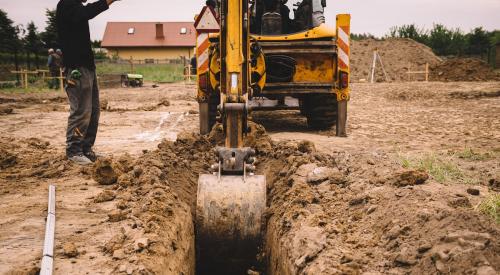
[101,22,196,61]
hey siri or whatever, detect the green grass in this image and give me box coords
[0,80,55,94]
[96,63,185,83]
[454,147,493,161]
[398,153,465,183]
[477,194,500,224]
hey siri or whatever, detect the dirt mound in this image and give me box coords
[351,38,442,82]
[93,132,218,274]
[266,150,499,274]
[209,121,273,154]
[430,57,500,82]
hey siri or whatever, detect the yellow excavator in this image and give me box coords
[195,0,350,272]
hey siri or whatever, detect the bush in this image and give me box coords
[388,24,498,59]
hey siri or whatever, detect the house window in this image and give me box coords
[128,28,135,35]
[180,27,187,34]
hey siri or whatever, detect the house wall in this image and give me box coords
[106,47,194,60]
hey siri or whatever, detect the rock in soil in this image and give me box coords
[466,188,480,196]
[448,196,472,208]
[390,170,429,187]
[297,140,316,153]
[306,167,337,184]
[134,237,149,251]
[63,242,79,258]
[94,190,116,203]
[93,158,119,185]
[107,210,127,222]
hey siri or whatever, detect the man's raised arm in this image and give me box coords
[63,0,119,23]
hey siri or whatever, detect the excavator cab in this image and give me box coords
[250,0,327,35]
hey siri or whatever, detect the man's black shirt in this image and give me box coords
[56,0,109,70]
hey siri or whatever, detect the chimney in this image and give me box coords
[155,23,164,39]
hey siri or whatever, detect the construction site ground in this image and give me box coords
[1,81,499,274]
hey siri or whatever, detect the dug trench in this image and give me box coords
[86,122,498,274]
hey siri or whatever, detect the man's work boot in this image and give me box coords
[83,149,103,163]
[68,154,93,165]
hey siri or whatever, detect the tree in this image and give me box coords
[466,27,491,57]
[40,9,59,50]
[388,24,428,44]
[427,24,454,56]
[0,9,22,83]
[92,40,102,48]
[351,33,377,41]
[448,28,467,56]
[0,9,21,53]
[23,21,43,69]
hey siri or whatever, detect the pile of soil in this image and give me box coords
[430,57,500,82]
[88,133,217,274]
[0,138,74,180]
[266,148,499,274]
[351,38,442,82]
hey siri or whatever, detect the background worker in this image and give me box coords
[56,0,120,165]
[47,48,62,89]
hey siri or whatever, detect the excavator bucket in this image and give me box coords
[195,173,266,273]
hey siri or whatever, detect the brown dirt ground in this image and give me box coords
[0,81,499,274]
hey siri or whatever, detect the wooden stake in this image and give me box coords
[376,52,390,82]
[24,70,28,89]
[59,68,64,93]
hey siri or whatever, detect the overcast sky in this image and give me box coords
[0,0,498,40]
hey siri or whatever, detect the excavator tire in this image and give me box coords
[302,94,338,130]
[208,92,220,132]
[199,92,220,135]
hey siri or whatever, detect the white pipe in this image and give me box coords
[40,185,56,275]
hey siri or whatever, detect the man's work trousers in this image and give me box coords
[65,67,100,156]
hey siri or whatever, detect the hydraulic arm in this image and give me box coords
[195,0,267,273]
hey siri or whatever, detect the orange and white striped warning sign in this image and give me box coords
[195,6,219,73]
[337,25,350,70]
[196,33,210,72]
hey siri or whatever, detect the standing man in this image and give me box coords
[47,49,56,89]
[48,49,63,89]
[56,0,120,165]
